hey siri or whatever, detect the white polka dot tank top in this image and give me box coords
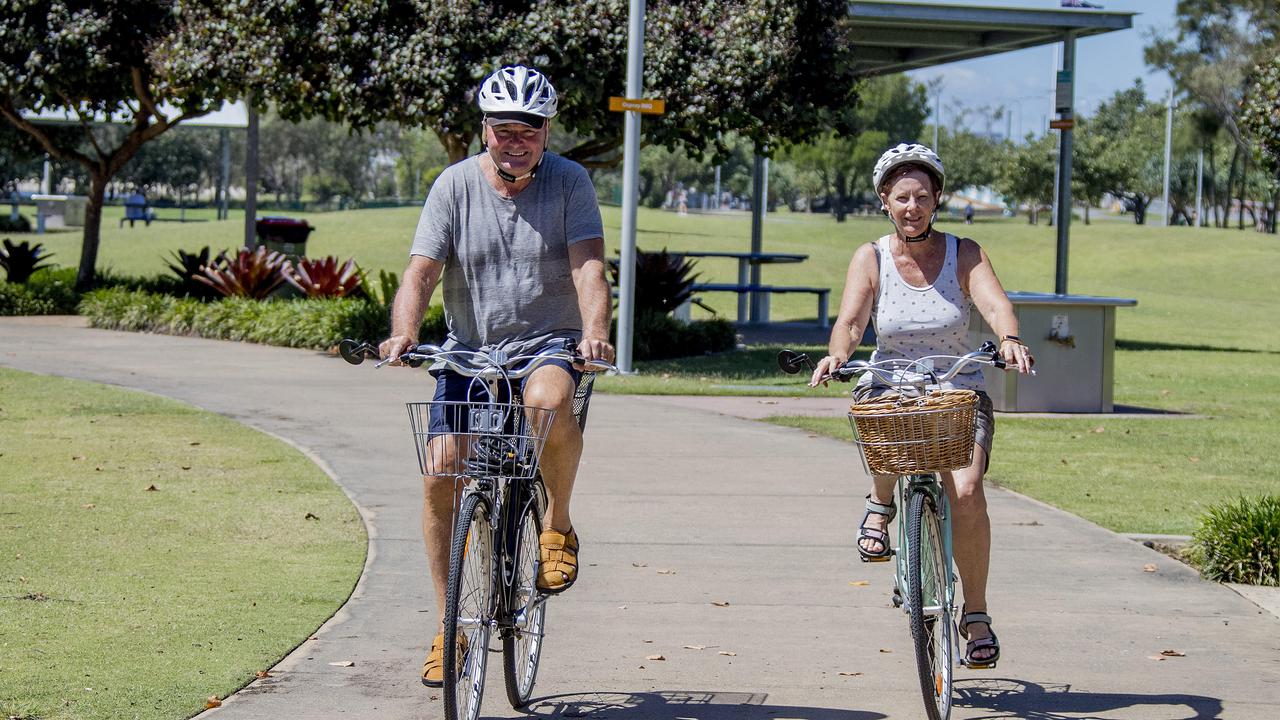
[865,233,983,391]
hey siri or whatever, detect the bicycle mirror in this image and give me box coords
[339,339,369,365]
[777,349,810,375]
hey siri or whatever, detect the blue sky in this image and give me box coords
[904,0,1177,140]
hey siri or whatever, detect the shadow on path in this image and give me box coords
[524,690,885,719]
[955,678,1224,720]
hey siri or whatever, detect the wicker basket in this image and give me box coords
[847,389,979,474]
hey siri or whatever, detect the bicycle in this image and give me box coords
[778,341,1010,720]
[339,339,616,720]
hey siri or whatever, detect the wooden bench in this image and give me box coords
[681,282,830,327]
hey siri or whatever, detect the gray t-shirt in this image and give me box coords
[410,152,604,350]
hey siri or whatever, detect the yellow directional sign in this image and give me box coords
[1049,118,1075,130]
[609,97,666,115]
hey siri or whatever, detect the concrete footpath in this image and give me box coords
[4,317,1279,719]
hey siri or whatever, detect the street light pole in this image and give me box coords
[1162,85,1174,227]
[616,0,646,373]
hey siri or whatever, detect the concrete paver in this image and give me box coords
[3,317,1278,719]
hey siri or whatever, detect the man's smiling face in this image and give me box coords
[485,121,548,179]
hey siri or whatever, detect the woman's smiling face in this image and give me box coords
[880,167,940,238]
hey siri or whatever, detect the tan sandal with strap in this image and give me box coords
[421,632,468,687]
[536,526,579,594]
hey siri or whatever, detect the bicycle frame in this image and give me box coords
[893,474,955,619]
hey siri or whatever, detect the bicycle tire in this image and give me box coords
[443,492,497,720]
[502,480,547,708]
[906,486,955,720]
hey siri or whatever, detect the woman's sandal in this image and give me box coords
[536,526,579,594]
[959,608,1000,669]
[857,494,896,563]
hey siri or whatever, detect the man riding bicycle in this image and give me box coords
[378,65,614,687]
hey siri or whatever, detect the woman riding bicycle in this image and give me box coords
[809,143,1033,667]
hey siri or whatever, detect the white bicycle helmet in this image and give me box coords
[872,143,945,194]
[477,65,558,122]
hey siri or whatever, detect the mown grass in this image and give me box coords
[22,204,1280,532]
[0,369,366,720]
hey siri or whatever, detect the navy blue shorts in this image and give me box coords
[427,350,582,435]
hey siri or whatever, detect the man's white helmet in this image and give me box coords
[477,65,558,119]
[872,143,945,194]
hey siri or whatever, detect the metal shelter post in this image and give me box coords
[1161,85,1174,227]
[749,153,765,322]
[1053,31,1076,295]
[219,128,231,221]
[616,0,646,373]
[243,103,259,249]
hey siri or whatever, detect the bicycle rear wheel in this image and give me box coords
[444,492,497,720]
[503,480,548,707]
[906,486,955,720]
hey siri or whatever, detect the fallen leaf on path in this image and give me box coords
[1147,655,1167,661]
[1160,649,1185,657]
[879,648,893,654]
[656,569,676,575]
[838,671,863,677]
[711,600,730,607]
[684,645,706,650]
[631,562,648,567]
[757,400,778,405]
[205,696,222,708]
[718,651,737,656]
[1143,564,1157,573]
[849,580,870,587]
[645,654,665,661]
[329,661,355,667]
[255,670,272,678]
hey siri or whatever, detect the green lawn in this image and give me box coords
[0,370,366,720]
[23,205,1280,532]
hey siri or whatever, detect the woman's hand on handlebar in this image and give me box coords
[809,354,847,387]
[379,334,417,366]
[575,336,616,371]
[998,338,1035,374]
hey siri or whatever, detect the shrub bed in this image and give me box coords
[79,287,446,350]
[1186,494,1280,586]
[624,311,737,360]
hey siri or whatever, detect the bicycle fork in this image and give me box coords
[892,475,956,620]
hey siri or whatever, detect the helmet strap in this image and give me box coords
[488,151,543,184]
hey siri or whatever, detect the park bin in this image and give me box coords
[254,216,314,257]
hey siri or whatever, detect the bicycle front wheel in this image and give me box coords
[906,486,955,720]
[444,492,497,720]
[503,481,547,708]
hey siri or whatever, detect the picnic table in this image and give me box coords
[672,251,828,326]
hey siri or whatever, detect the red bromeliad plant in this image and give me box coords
[196,247,288,299]
[283,256,364,298]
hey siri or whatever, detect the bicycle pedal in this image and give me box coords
[962,660,997,670]
[860,554,893,563]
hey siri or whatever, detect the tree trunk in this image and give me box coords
[1133,196,1148,225]
[1238,151,1249,230]
[1083,203,1091,225]
[834,170,848,223]
[436,130,474,166]
[1207,142,1218,227]
[1271,184,1279,234]
[1223,145,1239,229]
[75,171,109,292]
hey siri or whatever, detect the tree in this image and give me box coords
[0,1,246,289]
[1146,0,1280,230]
[994,134,1056,224]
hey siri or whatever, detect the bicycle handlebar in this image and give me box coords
[778,340,1023,388]
[338,339,618,376]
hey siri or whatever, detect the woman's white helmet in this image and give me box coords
[477,65,558,120]
[872,143,945,194]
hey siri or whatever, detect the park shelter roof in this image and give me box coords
[20,100,248,129]
[846,0,1135,77]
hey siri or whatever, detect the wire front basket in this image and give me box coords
[406,401,557,480]
[847,390,978,474]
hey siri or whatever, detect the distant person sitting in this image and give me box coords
[964,202,975,225]
[121,191,154,228]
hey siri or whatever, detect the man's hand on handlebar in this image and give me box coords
[575,336,616,371]
[379,334,417,366]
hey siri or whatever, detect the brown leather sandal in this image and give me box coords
[421,632,468,687]
[536,526,579,594]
